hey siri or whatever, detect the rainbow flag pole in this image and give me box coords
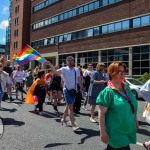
[13,44,46,66]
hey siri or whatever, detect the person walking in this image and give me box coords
[0,62,8,109]
[3,60,14,102]
[96,62,139,150]
[47,56,84,131]
[82,63,94,111]
[88,63,106,123]
[13,66,27,101]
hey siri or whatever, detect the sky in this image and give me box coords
[0,0,9,45]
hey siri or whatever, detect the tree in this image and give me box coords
[138,72,150,83]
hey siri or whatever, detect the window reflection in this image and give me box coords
[102,25,108,34]
[141,16,149,26]
[108,24,115,33]
[115,22,121,31]
[133,18,141,28]
[122,20,129,30]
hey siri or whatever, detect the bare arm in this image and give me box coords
[98,105,109,144]
[46,61,61,75]
[94,80,106,84]
[78,76,84,91]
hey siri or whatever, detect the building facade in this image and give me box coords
[30,0,150,76]
[9,0,31,62]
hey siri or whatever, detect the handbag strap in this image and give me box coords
[74,68,76,90]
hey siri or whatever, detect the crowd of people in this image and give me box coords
[0,57,150,149]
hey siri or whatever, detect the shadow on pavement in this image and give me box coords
[137,128,150,137]
[74,127,99,144]
[139,120,150,126]
[44,143,72,148]
[0,108,17,113]
[2,118,25,126]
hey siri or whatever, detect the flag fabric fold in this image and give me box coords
[13,45,46,65]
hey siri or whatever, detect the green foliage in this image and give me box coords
[138,72,150,83]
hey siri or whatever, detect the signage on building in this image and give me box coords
[80,57,85,67]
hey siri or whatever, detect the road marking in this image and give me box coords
[0,117,4,139]
[136,142,143,146]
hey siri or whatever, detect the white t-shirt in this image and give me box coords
[59,66,80,90]
[13,71,24,82]
[83,70,93,78]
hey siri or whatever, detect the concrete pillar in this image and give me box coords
[129,47,132,76]
[75,53,78,67]
[98,50,101,62]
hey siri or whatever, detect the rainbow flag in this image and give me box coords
[13,45,46,65]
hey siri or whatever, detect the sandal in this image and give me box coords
[143,142,150,150]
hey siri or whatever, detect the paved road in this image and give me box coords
[0,93,149,150]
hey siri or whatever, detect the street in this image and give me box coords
[0,93,149,150]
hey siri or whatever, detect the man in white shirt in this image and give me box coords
[47,56,84,131]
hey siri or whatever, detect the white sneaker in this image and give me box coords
[90,118,97,123]
[39,112,43,115]
[72,126,79,131]
[82,105,88,111]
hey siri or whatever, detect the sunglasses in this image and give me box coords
[118,70,126,75]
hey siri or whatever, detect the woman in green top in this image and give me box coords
[96,62,139,150]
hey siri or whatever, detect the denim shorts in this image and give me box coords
[63,88,74,105]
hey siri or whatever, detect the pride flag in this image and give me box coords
[13,45,46,65]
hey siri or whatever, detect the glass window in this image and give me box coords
[122,20,129,30]
[141,68,149,74]
[59,36,63,42]
[72,33,77,40]
[45,19,49,25]
[109,0,115,4]
[133,69,140,75]
[87,29,93,37]
[79,7,84,14]
[141,54,149,60]
[133,47,140,53]
[102,0,109,6]
[89,3,94,11]
[84,5,89,13]
[94,27,100,36]
[108,23,115,33]
[102,25,108,34]
[133,54,140,60]
[72,9,76,16]
[108,56,114,61]
[50,37,55,44]
[45,0,49,6]
[64,12,68,19]
[44,39,47,45]
[63,34,68,41]
[51,17,55,23]
[68,11,73,18]
[115,22,121,31]
[67,34,72,41]
[141,16,150,26]
[133,18,141,28]
[78,31,85,39]
[49,18,52,24]
[133,61,140,68]
[101,56,107,62]
[54,16,58,23]
[94,1,99,9]
[141,45,149,53]
[141,61,149,67]
[108,50,114,55]
[59,14,64,21]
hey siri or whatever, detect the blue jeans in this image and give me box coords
[63,88,74,105]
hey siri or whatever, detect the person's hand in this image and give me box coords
[100,131,110,144]
[0,68,3,74]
